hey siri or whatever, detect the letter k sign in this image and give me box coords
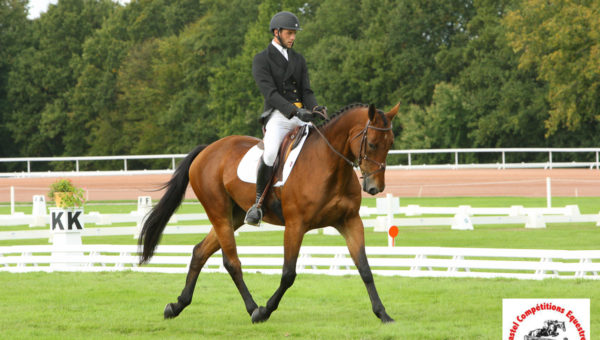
[68,211,83,230]
[51,210,83,230]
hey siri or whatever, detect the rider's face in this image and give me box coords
[275,29,297,48]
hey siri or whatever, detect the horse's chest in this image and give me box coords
[316,197,359,223]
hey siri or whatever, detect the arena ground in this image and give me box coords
[1,168,599,203]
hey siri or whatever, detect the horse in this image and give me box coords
[139,103,399,323]
[527,320,566,337]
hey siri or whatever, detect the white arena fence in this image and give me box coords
[1,194,599,240]
[2,245,600,280]
[1,147,600,176]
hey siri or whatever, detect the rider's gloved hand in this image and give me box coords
[295,108,314,122]
[312,105,327,115]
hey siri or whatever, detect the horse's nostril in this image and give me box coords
[368,187,379,195]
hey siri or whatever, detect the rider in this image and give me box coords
[245,11,325,226]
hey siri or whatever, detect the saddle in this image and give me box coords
[254,124,309,223]
[274,125,308,180]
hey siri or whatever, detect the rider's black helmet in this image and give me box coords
[269,11,301,32]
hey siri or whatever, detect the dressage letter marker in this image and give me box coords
[67,211,83,230]
[51,210,83,230]
[51,211,64,230]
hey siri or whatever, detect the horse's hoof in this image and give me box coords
[381,314,395,324]
[251,306,270,323]
[164,303,177,319]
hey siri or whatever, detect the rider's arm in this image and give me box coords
[298,54,318,111]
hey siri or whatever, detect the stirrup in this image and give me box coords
[244,203,263,226]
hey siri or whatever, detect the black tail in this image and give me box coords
[138,144,207,264]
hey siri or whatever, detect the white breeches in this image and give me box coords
[262,110,305,166]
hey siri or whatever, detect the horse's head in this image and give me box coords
[351,103,399,195]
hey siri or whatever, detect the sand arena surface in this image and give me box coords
[1,169,599,203]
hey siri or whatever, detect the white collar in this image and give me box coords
[271,40,288,60]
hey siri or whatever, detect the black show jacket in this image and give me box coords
[252,43,318,121]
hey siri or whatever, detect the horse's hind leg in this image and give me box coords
[214,216,259,317]
[164,229,221,319]
[339,215,394,323]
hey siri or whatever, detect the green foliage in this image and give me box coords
[47,179,86,208]
[0,0,599,162]
[0,0,30,160]
[504,0,600,136]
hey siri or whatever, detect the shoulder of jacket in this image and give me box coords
[289,49,306,63]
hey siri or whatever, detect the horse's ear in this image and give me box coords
[386,102,400,121]
[368,104,376,121]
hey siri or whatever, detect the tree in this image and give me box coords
[70,0,206,156]
[504,0,600,136]
[0,0,30,159]
[6,0,115,157]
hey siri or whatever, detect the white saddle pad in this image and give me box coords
[237,125,311,187]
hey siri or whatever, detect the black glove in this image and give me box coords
[295,108,314,122]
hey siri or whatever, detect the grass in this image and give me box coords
[1,197,599,339]
[0,271,598,339]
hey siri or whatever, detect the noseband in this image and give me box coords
[312,120,392,178]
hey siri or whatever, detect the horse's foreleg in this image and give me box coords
[251,226,304,323]
[164,229,221,319]
[339,215,394,323]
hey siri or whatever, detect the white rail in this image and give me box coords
[1,147,600,177]
[2,245,599,280]
[388,147,600,170]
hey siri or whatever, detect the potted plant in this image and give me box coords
[48,179,86,208]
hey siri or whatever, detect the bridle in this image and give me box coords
[352,120,393,178]
[312,119,392,178]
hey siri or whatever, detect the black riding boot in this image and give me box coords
[244,157,274,226]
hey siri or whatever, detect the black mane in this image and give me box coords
[316,103,386,128]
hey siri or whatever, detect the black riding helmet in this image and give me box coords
[269,11,302,32]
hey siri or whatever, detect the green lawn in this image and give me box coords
[0,271,597,340]
[1,197,599,339]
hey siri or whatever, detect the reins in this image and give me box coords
[311,119,392,178]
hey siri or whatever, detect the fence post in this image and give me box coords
[546,177,552,208]
[451,205,473,230]
[30,195,47,227]
[10,186,15,215]
[454,151,459,169]
[134,196,153,239]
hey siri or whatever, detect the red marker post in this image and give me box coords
[388,225,399,247]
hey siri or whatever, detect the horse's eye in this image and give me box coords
[368,142,376,150]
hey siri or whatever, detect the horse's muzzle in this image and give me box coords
[362,177,384,195]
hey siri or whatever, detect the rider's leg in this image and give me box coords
[244,156,273,225]
[244,111,302,226]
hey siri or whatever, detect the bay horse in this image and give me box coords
[139,103,399,323]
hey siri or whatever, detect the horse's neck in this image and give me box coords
[313,110,364,173]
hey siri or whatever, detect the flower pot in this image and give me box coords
[54,192,74,208]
